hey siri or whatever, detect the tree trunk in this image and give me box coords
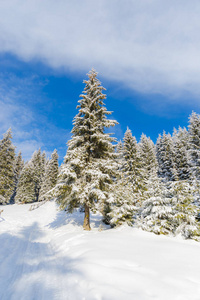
[83,203,91,231]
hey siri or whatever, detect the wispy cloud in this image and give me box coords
[0,1,200,97]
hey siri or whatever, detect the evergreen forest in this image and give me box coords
[1,69,200,241]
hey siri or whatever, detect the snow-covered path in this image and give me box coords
[0,202,68,300]
[1,201,200,300]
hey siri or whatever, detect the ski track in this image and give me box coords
[0,203,69,300]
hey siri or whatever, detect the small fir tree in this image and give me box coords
[115,140,124,170]
[138,133,158,180]
[15,149,46,203]
[109,140,139,226]
[0,129,16,204]
[173,127,191,180]
[137,172,174,235]
[109,174,138,227]
[169,180,200,241]
[15,161,36,203]
[31,149,46,202]
[123,127,145,205]
[123,127,138,177]
[188,112,200,180]
[10,151,24,203]
[39,149,59,201]
[156,132,178,182]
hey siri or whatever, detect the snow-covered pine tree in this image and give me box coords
[169,180,200,241]
[109,173,138,227]
[14,151,24,182]
[138,133,158,179]
[0,129,16,204]
[156,132,178,182]
[108,139,138,227]
[116,140,124,170]
[123,127,137,175]
[188,112,200,180]
[54,69,118,230]
[10,151,24,203]
[137,171,174,235]
[173,127,191,180]
[15,149,46,203]
[137,134,173,235]
[31,149,46,202]
[39,149,59,201]
[123,127,144,204]
[15,161,36,203]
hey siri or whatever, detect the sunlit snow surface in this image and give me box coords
[0,201,200,300]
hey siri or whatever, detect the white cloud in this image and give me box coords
[0,0,200,97]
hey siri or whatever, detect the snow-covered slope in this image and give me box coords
[0,201,200,300]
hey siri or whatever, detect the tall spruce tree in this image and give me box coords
[54,69,117,230]
[0,129,16,204]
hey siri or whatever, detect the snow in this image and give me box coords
[1,201,200,300]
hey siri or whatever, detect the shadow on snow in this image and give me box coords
[49,208,109,230]
[0,222,83,300]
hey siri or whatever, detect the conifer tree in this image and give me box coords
[123,128,144,203]
[156,132,177,182]
[0,129,16,204]
[137,134,173,234]
[169,180,200,241]
[39,149,59,201]
[139,134,158,179]
[109,139,139,227]
[188,112,200,180]
[137,173,174,235]
[10,151,24,203]
[15,161,36,203]
[109,174,138,227]
[173,127,191,180]
[123,128,137,176]
[54,69,117,230]
[116,140,124,170]
[31,149,46,202]
[15,149,46,203]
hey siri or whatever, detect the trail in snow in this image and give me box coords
[0,203,67,300]
[1,201,200,300]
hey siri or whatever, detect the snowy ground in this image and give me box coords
[1,201,200,300]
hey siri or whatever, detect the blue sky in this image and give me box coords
[0,1,200,162]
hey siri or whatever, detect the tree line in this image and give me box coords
[1,69,200,241]
[0,131,58,205]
